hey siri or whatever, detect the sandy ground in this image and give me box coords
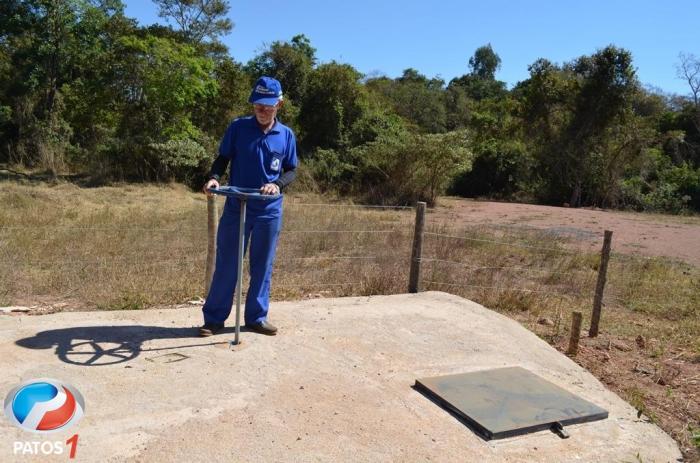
[431,198,700,266]
[0,292,681,463]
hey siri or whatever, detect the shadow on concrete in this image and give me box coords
[15,325,246,366]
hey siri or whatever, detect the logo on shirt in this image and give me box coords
[270,158,281,172]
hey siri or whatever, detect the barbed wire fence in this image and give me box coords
[0,196,416,309]
[3,196,693,352]
[402,203,614,349]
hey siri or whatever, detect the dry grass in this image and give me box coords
[0,180,696,349]
[0,182,209,309]
[418,221,699,354]
[0,183,417,309]
[0,180,698,460]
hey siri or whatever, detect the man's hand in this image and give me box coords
[260,183,280,195]
[203,178,220,196]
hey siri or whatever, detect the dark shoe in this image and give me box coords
[246,320,277,336]
[198,322,224,337]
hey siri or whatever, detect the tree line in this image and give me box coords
[1,0,699,212]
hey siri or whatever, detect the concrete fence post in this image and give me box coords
[409,202,426,293]
[205,195,219,296]
[589,230,613,337]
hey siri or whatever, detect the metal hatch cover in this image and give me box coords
[414,366,608,440]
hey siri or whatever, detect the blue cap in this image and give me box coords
[249,76,283,105]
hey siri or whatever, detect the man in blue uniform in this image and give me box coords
[199,76,298,337]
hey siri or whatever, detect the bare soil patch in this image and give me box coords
[431,198,700,266]
[515,312,700,461]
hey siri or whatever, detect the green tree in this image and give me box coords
[245,34,316,104]
[444,84,471,130]
[192,57,251,139]
[563,46,639,205]
[0,0,79,171]
[290,34,317,65]
[450,44,507,101]
[152,0,232,44]
[451,97,528,198]
[673,53,700,166]
[61,2,136,165]
[469,43,501,79]
[519,46,642,206]
[0,0,130,172]
[365,69,447,133]
[109,34,218,180]
[349,130,471,205]
[299,62,368,150]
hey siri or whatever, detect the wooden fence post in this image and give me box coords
[408,202,426,293]
[589,230,613,337]
[567,311,583,355]
[205,195,218,296]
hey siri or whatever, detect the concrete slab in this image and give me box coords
[0,292,681,463]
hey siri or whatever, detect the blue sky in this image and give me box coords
[124,0,699,96]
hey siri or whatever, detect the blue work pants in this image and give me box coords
[203,202,282,325]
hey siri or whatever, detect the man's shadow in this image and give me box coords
[15,325,245,366]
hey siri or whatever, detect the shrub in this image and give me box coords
[349,130,472,206]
